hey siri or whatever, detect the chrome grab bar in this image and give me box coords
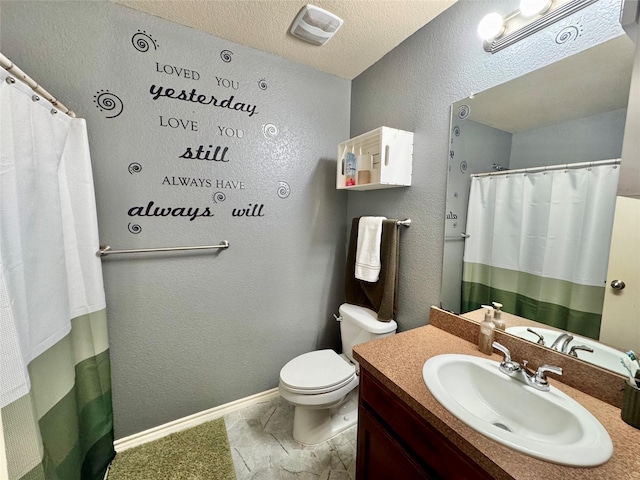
[97,241,230,257]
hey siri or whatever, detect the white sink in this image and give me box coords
[506,326,635,377]
[422,354,613,466]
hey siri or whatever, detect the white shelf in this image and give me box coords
[336,127,413,190]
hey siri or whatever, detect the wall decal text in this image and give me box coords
[216,76,239,90]
[218,126,244,138]
[232,203,265,217]
[216,180,245,189]
[179,144,230,162]
[160,177,245,189]
[128,201,214,221]
[149,85,258,117]
[159,116,199,131]
[162,176,212,187]
[156,62,200,80]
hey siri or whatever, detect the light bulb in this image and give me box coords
[477,12,505,41]
[519,0,553,18]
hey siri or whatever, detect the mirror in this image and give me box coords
[441,34,637,375]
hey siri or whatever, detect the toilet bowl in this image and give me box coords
[279,303,396,445]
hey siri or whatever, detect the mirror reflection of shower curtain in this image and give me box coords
[0,69,115,480]
[461,163,620,339]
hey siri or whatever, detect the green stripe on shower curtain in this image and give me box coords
[462,262,604,339]
[1,309,115,480]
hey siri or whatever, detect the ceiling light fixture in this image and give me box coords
[290,5,344,46]
[519,0,553,17]
[479,0,600,53]
[477,12,506,41]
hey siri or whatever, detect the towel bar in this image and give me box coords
[396,219,411,227]
[97,241,230,257]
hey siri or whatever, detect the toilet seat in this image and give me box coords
[280,349,355,394]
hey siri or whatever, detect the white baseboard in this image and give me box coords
[113,388,280,452]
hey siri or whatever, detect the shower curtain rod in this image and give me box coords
[471,158,620,178]
[0,52,76,117]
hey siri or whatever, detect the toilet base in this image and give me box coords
[292,388,359,445]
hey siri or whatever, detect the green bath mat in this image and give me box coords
[107,418,236,480]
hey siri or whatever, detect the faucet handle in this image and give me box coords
[526,328,546,346]
[568,345,594,357]
[492,341,511,362]
[534,364,563,386]
[493,342,521,373]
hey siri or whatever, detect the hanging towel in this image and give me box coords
[345,218,400,321]
[355,216,386,282]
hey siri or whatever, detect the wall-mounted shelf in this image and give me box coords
[337,127,413,190]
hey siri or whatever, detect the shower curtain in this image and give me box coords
[0,69,114,479]
[461,163,620,339]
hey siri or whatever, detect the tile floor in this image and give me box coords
[224,396,357,480]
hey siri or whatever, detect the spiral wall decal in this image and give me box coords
[128,162,142,174]
[128,223,142,234]
[211,192,226,203]
[457,105,470,119]
[460,161,468,173]
[220,50,233,62]
[453,126,460,137]
[131,30,158,52]
[94,90,124,118]
[258,78,268,90]
[556,25,582,44]
[262,123,279,139]
[277,181,291,199]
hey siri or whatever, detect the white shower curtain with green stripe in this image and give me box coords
[462,163,620,339]
[0,69,114,479]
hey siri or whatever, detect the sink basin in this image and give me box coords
[506,326,636,377]
[422,354,613,466]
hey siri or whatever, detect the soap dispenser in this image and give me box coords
[478,305,495,355]
[492,302,505,331]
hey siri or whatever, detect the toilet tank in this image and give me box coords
[339,303,397,363]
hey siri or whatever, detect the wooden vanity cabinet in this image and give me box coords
[356,369,494,480]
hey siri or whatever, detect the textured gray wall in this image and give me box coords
[350,0,626,331]
[1,1,350,438]
[510,108,626,168]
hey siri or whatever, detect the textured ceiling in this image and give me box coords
[116,0,458,79]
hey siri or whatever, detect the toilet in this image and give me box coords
[279,303,397,445]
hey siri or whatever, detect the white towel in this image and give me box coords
[355,217,386,282]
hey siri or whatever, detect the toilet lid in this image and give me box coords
[280,349,355,392]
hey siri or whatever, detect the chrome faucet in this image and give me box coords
[492,342,563,392]
[568,344,594,357]
[549,333,574,353]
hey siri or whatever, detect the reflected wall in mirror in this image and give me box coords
[441,34,637,375]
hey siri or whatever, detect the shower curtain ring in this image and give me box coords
[5,76,16,84]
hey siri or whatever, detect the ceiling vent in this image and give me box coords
[290,5,344,46]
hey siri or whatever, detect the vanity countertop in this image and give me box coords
[353,324,640,480]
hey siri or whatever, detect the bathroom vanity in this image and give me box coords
[353,309,640,479]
